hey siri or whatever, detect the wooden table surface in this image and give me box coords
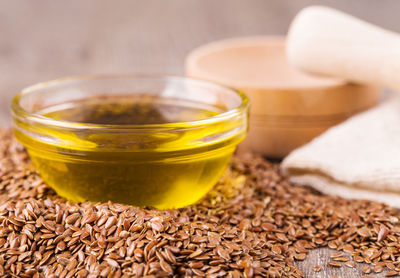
[2,1,400,277]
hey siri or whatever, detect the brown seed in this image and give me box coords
[354,256,364,263]
[66,259,77,271]
[330,252,345,258]
[244,266,253,278]
[313,265,322,272]
[39,251,53,265]
[119,230,129,238]
[97,215,107,227]
[328,241,338,249]
[343,244,354,253]
[160,260,173,274]
[150,220,163,232]
[164,248,176,264]
[76,269,88,278]
[57,257,70,266]
[189,261,203,269]
[56,241,66,252]
[100,267,111,277]
[362,266,372,274]
[271,244,281,255]
[42,221,55,231]
[378,227,390,242]
[216,247,230,261]
[134,248,144,262]
[387,263,396,270]
[275,233,288,242]
[344,261,355,268]
[357,227,371,238]
[83,213,97,225]
[65,213,80,225]
[294,253,306,261]
[333,257,349,262]
[328,262,342,268]
[105,258,119,268]
[375,265,384,273]
[188,249,203,258]
[386,271,399,277]
[104,216,117,229]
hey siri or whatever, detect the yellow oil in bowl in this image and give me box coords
[12,76,248,209]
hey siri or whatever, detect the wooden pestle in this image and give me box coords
[287,6,400,91]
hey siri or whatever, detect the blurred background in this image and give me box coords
[0,0,399,126]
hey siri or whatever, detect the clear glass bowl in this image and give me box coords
[11,75,249,209]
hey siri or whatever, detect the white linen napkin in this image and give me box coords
[281,97,400,208]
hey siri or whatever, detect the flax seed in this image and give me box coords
[328,262,342,268]
[2,129,400,277]
[313,265,322,272]
[362,265,372,274]
[375,264,384,273]
[386,271,399,277]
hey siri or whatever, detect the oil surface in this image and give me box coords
[41,95,222,125]
[18,95,244,208]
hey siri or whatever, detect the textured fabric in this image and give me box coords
[281,97,400,208]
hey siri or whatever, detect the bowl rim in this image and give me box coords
[11,74,249,130]
[185,35,350,90]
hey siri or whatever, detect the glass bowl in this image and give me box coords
[11,75,249,209]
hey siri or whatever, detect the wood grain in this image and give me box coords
[296,248,392,277]
[1,1,400,276]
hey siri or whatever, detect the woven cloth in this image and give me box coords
[281,97,400,208]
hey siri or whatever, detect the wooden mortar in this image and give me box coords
[185,36,380,158]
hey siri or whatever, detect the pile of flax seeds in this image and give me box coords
[0,129,400,277]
